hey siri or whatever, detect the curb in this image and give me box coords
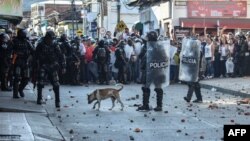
[0,107,46,113]
[200,83,250,98]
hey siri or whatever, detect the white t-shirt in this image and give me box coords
[124,44,134,60]
[134,42,143,56]
[205,43,212,58]
[79,43,86,56]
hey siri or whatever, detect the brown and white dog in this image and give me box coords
[87,84,124,111]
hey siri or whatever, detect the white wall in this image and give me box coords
[105,1,139,36]
[140,1,170,35]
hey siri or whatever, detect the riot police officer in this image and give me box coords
[180,36,203,103]
[93,40,111,85]
[69,37,82,85]
[35,31,66,108]
[115,40,128,84]
[137,31,170,112]
[58,34,72,84]
[12,29,34,98]
[0,33,12,91]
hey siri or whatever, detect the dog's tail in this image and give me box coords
[116,83,123,92]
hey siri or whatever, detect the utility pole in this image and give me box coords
[71,0,75,39]
[117,0,121,24]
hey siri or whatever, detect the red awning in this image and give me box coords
[179,18,250,29]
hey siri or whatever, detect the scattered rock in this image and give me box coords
[200,136,204,139]
[129,136,134,140]
[69,91,71,93]
[144,114,147,117]
[185,133,189,136]
[134,128,141,132]
[181,119,185,123]
[152,118,155,121]
[133,104,141,107]
[49,89,52,91]
[131,97,136,100]
[82,136,89,140]
[176,130,182,133]
[220,116,225,118]
[59,120,62,123]
[58,116,61,118]
[164,111,168,114]
[24,101,27,104]
[230,119,235,123]
[96,114,99,117]
[237,98,250,104]
[93,130,98,134]
[189,109,192,112]
[66,115,69,117]
[244,112,250,116]
[76,100,79,103]
[83,112,86,115]
[64,105,69,108]
[71,104,74,106]
[208,103,219,109]
[136,95,139,99]
[174,106,178,109]
[69,129,74,134]
[70,96,74,98]
[130,120,134,123]
[57,109,61,111]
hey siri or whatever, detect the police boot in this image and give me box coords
[1,75,11,91]
[137,87,150,111]
[37,87,43,105]
[193,84,203,103]
[13,81,19,99]
[154,88,163,112]
[53,86,60,108]
[18,81,28,97]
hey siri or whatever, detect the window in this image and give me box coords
[175,0,187,6]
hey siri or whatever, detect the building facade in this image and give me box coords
[128,0,250,39]
[31,0,82,36]
[85,0,139,38]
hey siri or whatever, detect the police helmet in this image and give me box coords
[45,30,55,39]
[147,31,158,41]
[17,29,27,39]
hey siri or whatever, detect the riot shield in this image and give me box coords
[179,37,201,82]
[146,40,170,87]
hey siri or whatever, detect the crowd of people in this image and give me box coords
[0,26,250,107]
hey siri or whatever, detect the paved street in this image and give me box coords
[42,83,250,141]
[0,82,250,141]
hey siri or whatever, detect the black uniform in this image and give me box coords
[93,40,111,84]
[58,35,72,84]
[35,31,66,108]
[115,41,127,84]
[137,31,165,112]
[12,29,34,98]
[69,38,81,85]
[0,33,12,91]
[233,36,248,77]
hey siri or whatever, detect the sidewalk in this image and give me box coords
[200,76,250,98]
[0,85,63,141]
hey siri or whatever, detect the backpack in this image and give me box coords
[97,47,106,58]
